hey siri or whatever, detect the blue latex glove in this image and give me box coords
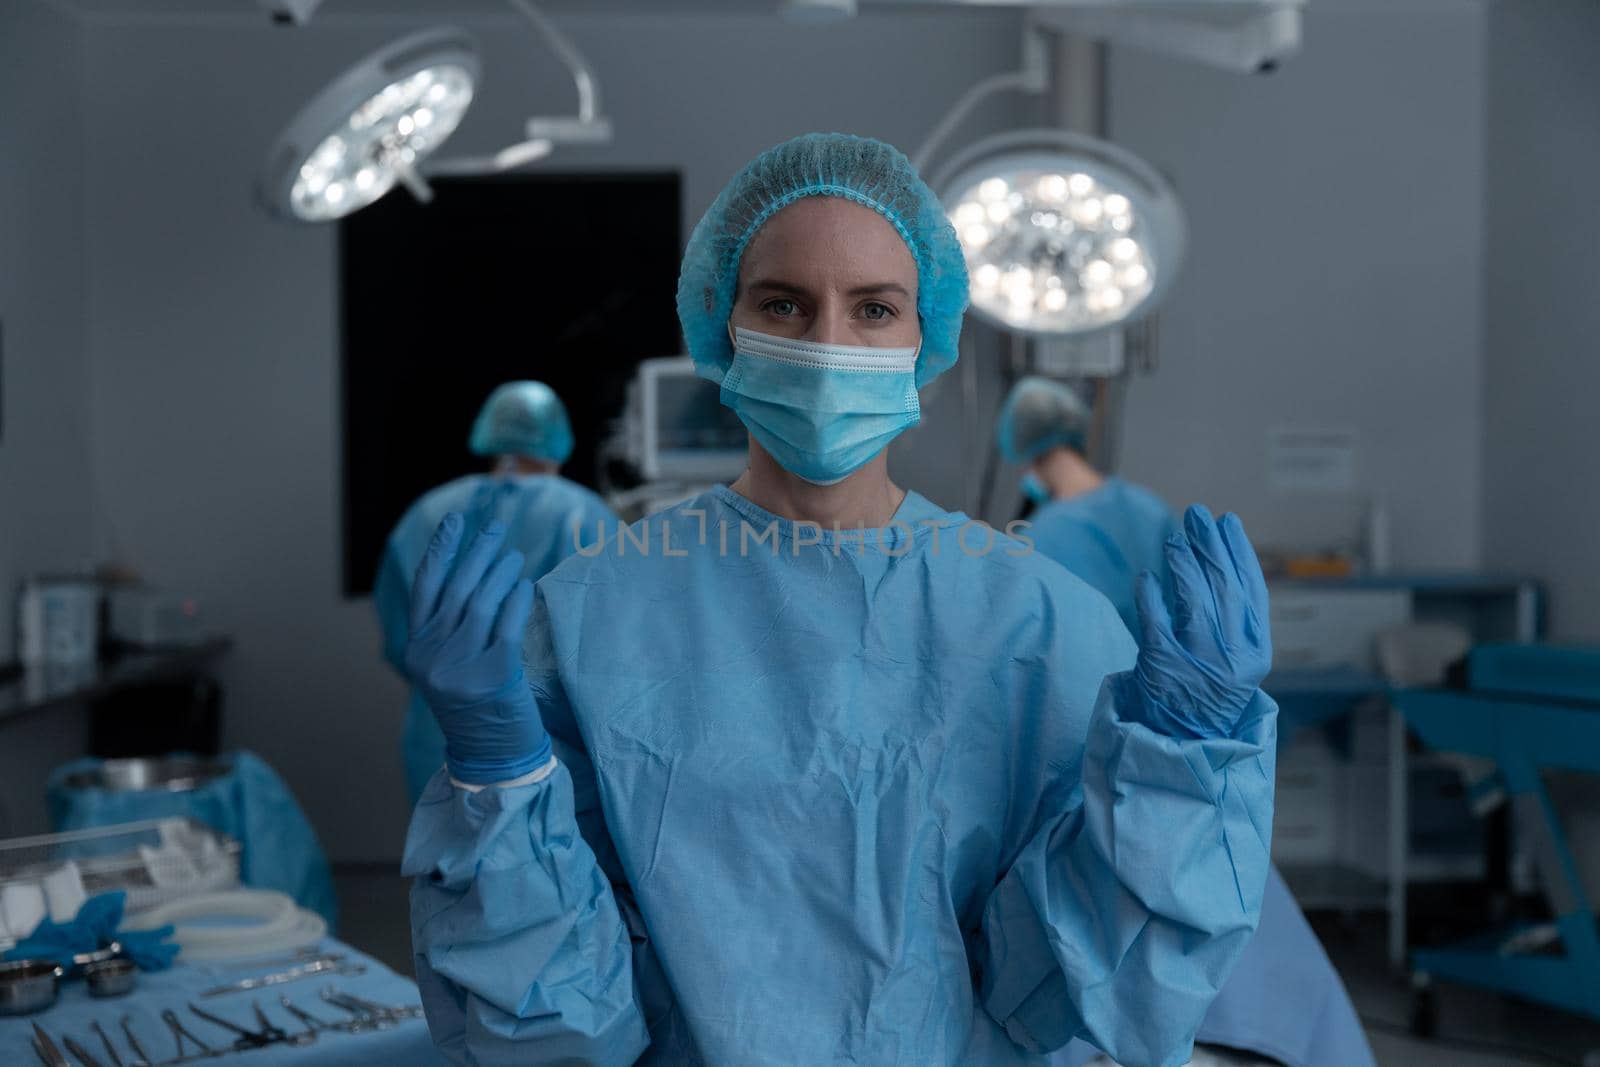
[3,891,177,971]
[1131,504,1272,739]
[114,927,180,970]
[403,513,551,784]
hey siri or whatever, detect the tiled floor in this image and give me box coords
[1310,911,1600,1066]
[334,868,1600,1066]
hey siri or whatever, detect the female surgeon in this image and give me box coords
[400,133,1277,1067]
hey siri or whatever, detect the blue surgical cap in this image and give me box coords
[996,376,1092,465]
[468,381,574,463]
[677,132,969,389]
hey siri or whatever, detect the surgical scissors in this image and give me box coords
[118,1016,152,1067]
[89,1021,124,1067]
[31,1024,68,1067]
[252,1000,312,1047]
[278,995,326,1042]
[199,956,365,998]
[186,1002,275,1051]
[60,1036,104,1067]
[318,986,426,1033]
[161,1008,215,1060]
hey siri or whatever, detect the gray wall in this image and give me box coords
[0,0,93,653]
[11,0,1501,862]
[1105,2,1487,569]
[0,0,95,836]
[79,10,1027,861]
[1481,0,1600,641]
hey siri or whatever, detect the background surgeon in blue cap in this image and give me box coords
[998,375,1181,638]
[373,381,615,805]
[398,133,1278,1067]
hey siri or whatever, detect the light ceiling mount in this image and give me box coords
[257,0,325,27]
[781,0,859,22]
[424,1,613,178]
[1027,3,1301,77]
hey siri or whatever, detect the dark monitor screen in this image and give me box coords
[655,371,748,452]
[340,172,683,595]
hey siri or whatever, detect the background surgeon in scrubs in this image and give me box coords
[399,134,1279,1067]
[999,376,1179,636]
[997,379,1374,1067]
[373,381,615,804]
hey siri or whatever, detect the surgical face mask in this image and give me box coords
[1021,471,1053,504]
[720,326,921,486]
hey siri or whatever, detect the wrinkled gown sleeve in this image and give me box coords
[401,586,651,1067]
[978,634,1278,1067]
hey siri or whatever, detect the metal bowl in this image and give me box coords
[0,959,64,1016]
[84,958,138,998]
[62,756,228,793]
[67,942,123,977]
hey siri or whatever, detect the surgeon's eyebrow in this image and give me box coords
[845,283,911,298]
[744,279,911,299]
[744,278,817,299]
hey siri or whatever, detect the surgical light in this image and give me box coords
[932,130,1186,336]
[260,2,610,224]
[262,29,478,223]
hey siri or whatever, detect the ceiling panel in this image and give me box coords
[65,0,842,17]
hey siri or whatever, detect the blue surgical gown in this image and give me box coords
[1025,477,1181,636]
[374,472,616,803]
[1048,867,1374,1067]
[1027,483,1374,1067]
[403,485,1278,1067]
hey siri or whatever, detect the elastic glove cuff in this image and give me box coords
[423,669,538,721]
[446,733,554,786]
[1124,670,1235,741]
[433,670,553,783]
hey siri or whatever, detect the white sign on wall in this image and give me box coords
[1267,427,1358,491]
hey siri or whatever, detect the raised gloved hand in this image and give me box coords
[1131,505,1272,739]
[404,513,551,785]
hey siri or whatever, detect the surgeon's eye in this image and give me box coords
[859,302,895,321]
[761,298,801,317]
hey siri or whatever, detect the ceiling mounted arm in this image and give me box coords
[426,0,612,178]
[1024,2,1300,76]
[910,26,1049,175]
[509,0,600,124]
